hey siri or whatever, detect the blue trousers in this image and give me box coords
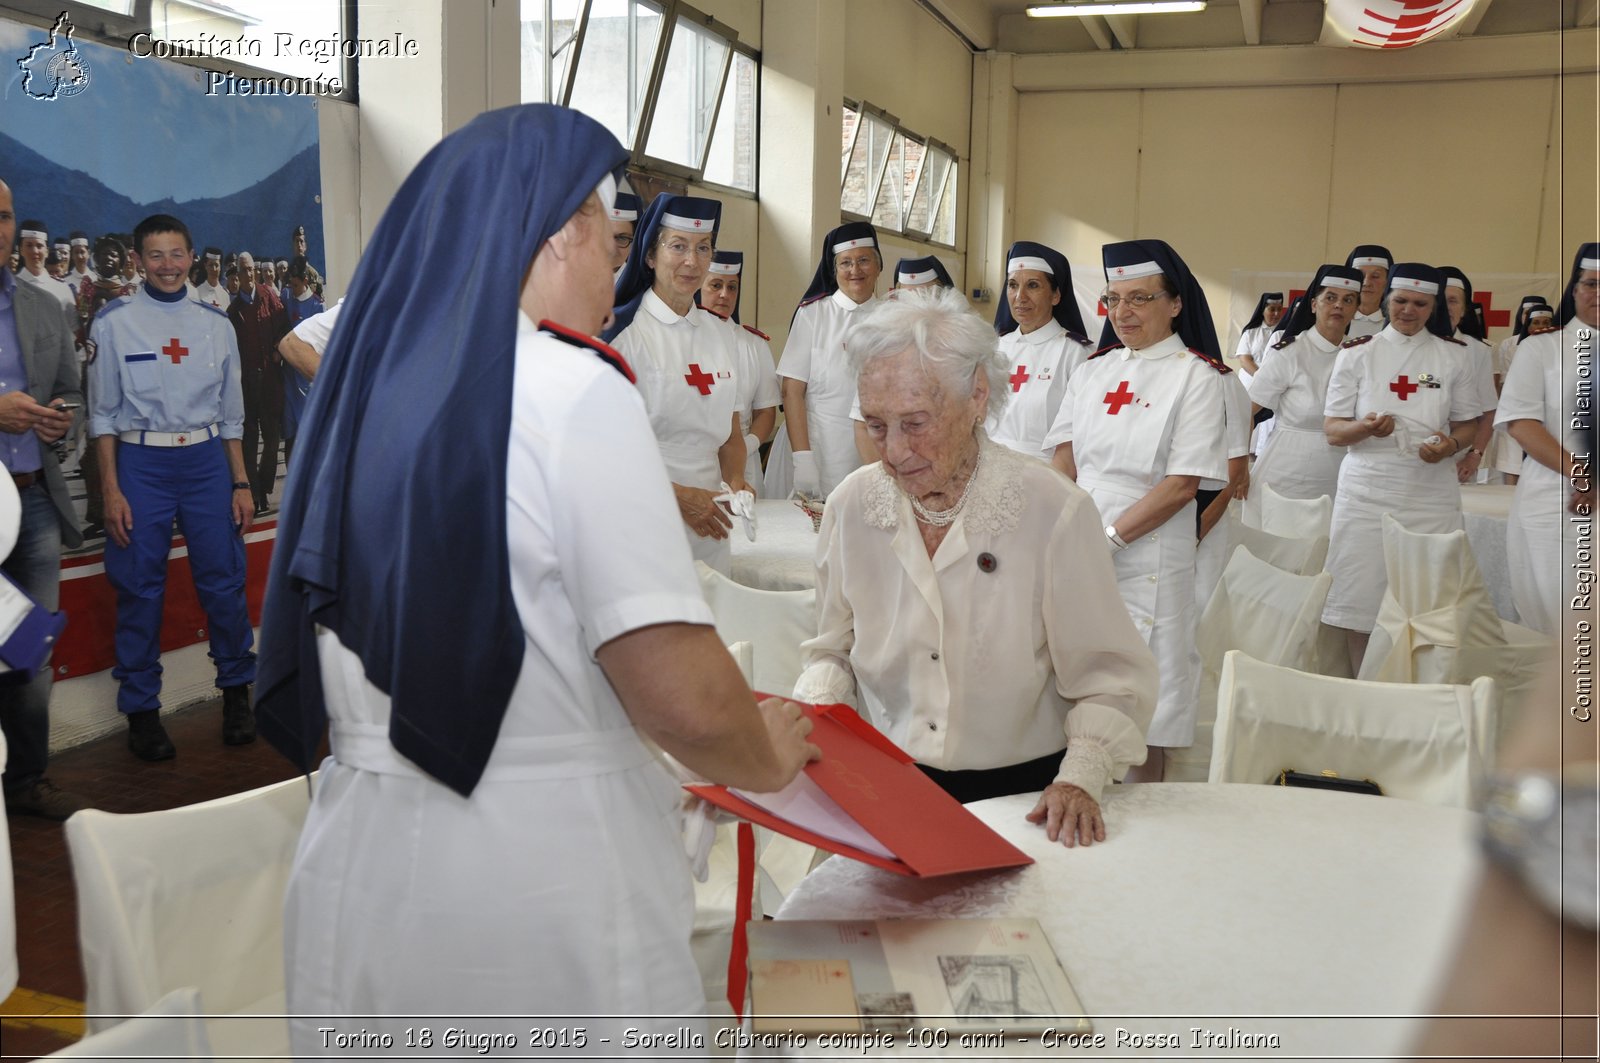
[0,481,62,792]
[103,437,256,714]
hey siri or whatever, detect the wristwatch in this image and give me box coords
[1481,765,1599,930]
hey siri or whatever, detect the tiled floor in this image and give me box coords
[3,694,305,1060]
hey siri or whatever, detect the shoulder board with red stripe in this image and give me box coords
[1189,348,1231,375]
[539,320,635,384]
[700,305,730,321]
[742,323,770,341]
[1341,335,1374,349]
[1440,334,1466,346]
[1064,330,1091,347]
[1087,343,1125,361]
[797,293,828,310]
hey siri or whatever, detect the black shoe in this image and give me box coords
[127,710,176,761]
[81,520,105,540]
[5,778,89,821]
[222,684,256,745]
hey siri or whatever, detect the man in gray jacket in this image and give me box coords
[0,177,87,819]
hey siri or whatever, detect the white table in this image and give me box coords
[768,783,1482,1058]
[730,499,821,591]
[1460,483,1517,622]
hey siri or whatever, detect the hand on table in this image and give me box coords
[1026,782,1106,848]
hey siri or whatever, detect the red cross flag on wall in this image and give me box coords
[1319,0,1480,49]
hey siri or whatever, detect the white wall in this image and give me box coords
[1002,31,1599,349]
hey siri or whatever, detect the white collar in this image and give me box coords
[862,434,1026,535]
[1354,308,1385,321]
[643,288,698,327]
[1120,331,1187,362]
[831,288,875,312]
[1306,328,1341,354]
[1015,318,1065,345]
[1382,323,1425,345]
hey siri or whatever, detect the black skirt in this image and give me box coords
[916,748,1068,805]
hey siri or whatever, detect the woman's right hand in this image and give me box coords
[674,484,733,540]
[1363,411,1395,439]
[754,697,822,791]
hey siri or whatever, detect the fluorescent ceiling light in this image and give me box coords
[1027,1,1208,16]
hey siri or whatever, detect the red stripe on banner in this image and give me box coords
[54,521,277,679]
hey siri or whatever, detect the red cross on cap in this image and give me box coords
[1113,266,1126,276]
[693,219,704,228]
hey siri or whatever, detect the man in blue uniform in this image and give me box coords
[0,178,88,818]
[88,213,257,760]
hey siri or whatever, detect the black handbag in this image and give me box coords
[1273,769,1383,796]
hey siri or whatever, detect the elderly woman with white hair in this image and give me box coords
[792,287,1156,846]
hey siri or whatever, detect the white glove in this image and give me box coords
[743,432,761,465]
[654,748,726,882]
[792,449,820,497]
[713,480,757,542]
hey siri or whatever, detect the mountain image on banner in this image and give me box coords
[1,131,325,262]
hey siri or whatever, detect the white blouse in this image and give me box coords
[989,319,1091,462]
[791,439,1157,803]
[1248,327,1342,431]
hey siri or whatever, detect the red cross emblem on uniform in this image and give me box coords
[162,338,188,364]
[1390,375,1418,400]
[176,434,187,445]
[1103,380,1136,414]
[1009,365,1030,392]
[684,363,714,395]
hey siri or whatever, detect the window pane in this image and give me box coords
[520,0,584,104]
[703,51,757,192]
[840,110,892,217]
[567,0,666,150]
[156,0,343,81]
[906,145,951,235]
[932,160,958,245]
[841,105,859,184]
[871,133,906,231]
[643,16,730,169]
[899,137,926,221]
[73,0,133,13]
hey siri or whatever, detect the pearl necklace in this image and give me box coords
[907,444,983,528]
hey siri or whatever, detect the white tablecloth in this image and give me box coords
[1460,483,1517,622]
[767,783,1481,1058]
[730,499,821,591]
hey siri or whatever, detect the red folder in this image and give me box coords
[687,700,1033,878]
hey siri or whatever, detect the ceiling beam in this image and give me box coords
[1455,0,1496,36]
[1081,16,1115,50]
[1579,0,1599,29]
[1239,0,1264,45]
[1103,13,1138,49]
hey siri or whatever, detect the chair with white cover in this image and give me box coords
[1255,482,1334,542]
[696,561,816,696]
[1359,514,1550,743]
[1210,650,1498,809]
[43,986,213,1060]
[1224,509,1329,577]
[1165,545,1332,783]
[65,776,311,1059]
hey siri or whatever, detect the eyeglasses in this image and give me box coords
[1100,291,1169,310]
[659,239,714,259]
[613,233,634,250]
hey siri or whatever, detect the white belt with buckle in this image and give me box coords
[118,423,220,447]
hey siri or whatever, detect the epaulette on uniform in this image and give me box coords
[1341,334,1374,349]
[539,319,636,384]
[94,293,137,321]
[1065,330,1091,347]
[1270,337,1293,351]
[797,292,828,310]
[1189,348,1231,374]
[1440,333,1467,346]
[1087,343,1124,361]
[699,305,729,321]
[742,323,770,341]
